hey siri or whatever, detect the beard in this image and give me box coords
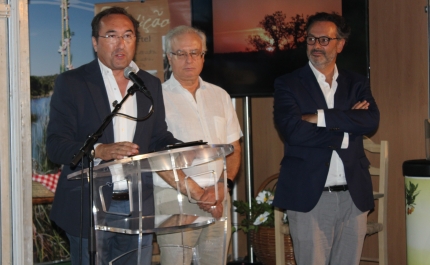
[307,48,336,68]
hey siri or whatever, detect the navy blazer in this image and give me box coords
[273,64,379,213]
[47,59,179,237]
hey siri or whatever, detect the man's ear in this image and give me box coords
[336,38,346,54]
[166,53,173,66]
[92,36,98,53]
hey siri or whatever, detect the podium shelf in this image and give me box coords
[67,144,233,180]
[95,214,215,234]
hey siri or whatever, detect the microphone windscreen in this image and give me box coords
[124,67,134,79]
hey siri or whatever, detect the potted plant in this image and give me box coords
[233,189,287,232]
[233,189,295,265]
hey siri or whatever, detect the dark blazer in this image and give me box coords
[47,59,179,237]
[273,64,379,213]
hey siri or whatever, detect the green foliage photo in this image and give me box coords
[406,181,420,215]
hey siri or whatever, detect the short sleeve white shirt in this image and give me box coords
[153,75,242,188]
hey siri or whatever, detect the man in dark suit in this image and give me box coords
[47,7,179,265]
[273,12,379,265]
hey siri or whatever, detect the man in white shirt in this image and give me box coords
[154,25,242,265]
[273,12,380,265]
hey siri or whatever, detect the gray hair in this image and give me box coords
[164,25,207,54]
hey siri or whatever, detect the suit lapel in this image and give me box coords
[334,71,350,109]
[82,60,115,143]
[134,70,161,143]
[299,64,328,109]
[133,72,152,142]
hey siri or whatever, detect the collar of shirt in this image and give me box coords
[164,74,207,93]
[309,61,339,109]
[308,60,339,84]
[97,59,139,108]
[98,59,139,77]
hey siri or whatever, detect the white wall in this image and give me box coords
[0,0,33,263]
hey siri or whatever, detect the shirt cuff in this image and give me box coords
[93,143,102,166]
[341,133,349,149]
[317,109,326,127]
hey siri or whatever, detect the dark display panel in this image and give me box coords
[192,0,369,98]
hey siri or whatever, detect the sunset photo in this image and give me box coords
[213,0,341,54]
[199,0,367,97]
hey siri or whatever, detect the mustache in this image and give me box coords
[114,48,126,54]
[310,49,326,55]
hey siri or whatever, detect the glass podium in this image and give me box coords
[68,144,233,265]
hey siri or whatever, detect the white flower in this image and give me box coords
[268,195,274,204]
[253,211,270,225]
[62,38,70,48]
[256,190,273,204]
[58,46,66,55]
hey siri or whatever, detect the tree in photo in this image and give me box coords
[285,14,307,49]
[247,11,307,52]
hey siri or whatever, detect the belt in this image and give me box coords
[112,191,129,200]
[323,185,348,192]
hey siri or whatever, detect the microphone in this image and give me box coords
[124,67,152,98]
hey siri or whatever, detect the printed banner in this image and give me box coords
[95,0,189,81]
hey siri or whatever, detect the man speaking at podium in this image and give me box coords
[47,7,179,265]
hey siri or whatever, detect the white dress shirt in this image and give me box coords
[309,61,348,187]
[153,74,242,188]
[97,59,139,190]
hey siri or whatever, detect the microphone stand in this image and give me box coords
[70,84,141,265]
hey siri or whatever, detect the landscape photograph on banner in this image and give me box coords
[29,0,190,177]
[199,0,368,97]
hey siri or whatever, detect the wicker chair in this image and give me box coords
[360,136,389,265]
[255,173,295,265]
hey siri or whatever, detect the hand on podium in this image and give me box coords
[95,141,139,160]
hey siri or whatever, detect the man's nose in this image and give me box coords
[313,40,323,48]
[116,37,126,47]
[185,53,193,63]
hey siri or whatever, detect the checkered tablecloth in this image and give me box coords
[32,171,61,193]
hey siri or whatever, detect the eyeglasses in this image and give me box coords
[98,33,136,44]
[306,36,341,46]
[170,50,205,60]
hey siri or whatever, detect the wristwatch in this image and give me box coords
[227,178,235,191]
